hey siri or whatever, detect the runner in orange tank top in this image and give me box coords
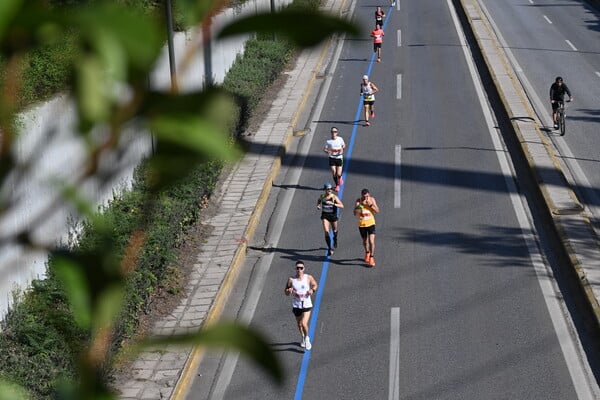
[371,23,385,62]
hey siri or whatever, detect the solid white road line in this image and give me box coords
[389,307,400,400]
[396,74,402,100]
[449,0,599,397]
[565,40,578,51]
[394,145,401,209]
[397,29,402,47]
[543,15,552,24]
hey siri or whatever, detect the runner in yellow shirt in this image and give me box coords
[353,188,380,267]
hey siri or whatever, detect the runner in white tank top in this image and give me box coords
[285,261,318,350]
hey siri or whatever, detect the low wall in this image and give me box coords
[0,0,291,316]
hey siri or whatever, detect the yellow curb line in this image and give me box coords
[171,31,336,400]
[457,0,600,329]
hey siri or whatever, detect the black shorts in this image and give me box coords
[363,100,375,106]
[359,225,376,238]
[321,214,338,222]
[551,100,562,111]
[373,43,382,51]
[293,307,312,317]
[328,157,343,167]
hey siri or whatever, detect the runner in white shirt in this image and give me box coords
[284,261,318,350]
[323,127,346,191]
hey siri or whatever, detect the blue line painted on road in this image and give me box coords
[293,6,394,400]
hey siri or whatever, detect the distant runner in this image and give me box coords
[323,127,346,191]
[317,182,344,256]
[360,75,379,126]
[371,23,385,62]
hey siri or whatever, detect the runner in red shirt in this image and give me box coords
[371,23,385,62]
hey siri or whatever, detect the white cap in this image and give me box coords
[362,75,369,80]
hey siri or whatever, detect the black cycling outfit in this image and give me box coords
[549,82,571,111]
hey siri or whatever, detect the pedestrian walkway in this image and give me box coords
[115,0,347,398]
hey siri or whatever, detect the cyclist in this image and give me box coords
[317,183,344,256]
[549,76,573,130]
[360,75,379,126]
[323,127,346,191]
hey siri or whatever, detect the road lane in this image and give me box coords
[186,0,597,398]
[478,0,600,233]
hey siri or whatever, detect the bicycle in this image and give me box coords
[556,99,570,136]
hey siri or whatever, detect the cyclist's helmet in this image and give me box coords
[555,76,563,83]
[324,182,333,190]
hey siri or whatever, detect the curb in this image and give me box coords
[456,0,600,329]
[170,32,337,400]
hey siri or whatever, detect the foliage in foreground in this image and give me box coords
[0,0,357,398]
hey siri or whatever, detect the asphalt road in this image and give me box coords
[187,0,599,399]
[477,0,600,235]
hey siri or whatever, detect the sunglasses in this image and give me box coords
[296,266,304,270]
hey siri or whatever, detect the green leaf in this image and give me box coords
[73,4,163,72]
[150,115,238,160]
[76,55,110,128]
[53,256,92,330]
[0,0,23,42]
[140,322,283,383]
[93,284,125,332]
[0,380,28,400]
[218,10,359,47]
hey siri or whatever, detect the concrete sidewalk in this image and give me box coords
[116,0,600,398]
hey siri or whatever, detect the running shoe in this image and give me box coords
[333,235,338,249]
[339,177,344,185]
[368,256,376,267]
[300,337,306,348]
[364,252,371,262]
[327,248,334,256]
[335,185,340,192]
[371,110,375,118]
[553,123,558,129]
[365,121,370,126]
[376,58,381,63]
[305,336,312,350]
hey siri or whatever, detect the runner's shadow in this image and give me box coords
[328,257,370,268]
[248,246,324,263]
[314,119,362,126]
[272,183,321,191]
[271,342,304,354]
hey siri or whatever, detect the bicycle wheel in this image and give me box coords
[559,108,566,136]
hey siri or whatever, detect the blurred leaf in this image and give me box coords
[150,115,238,159]
[73,4,163,73]
[218,9,359,47]
[0,380,28,400]
[93,284,125,333]
[140,321,283,384]
[0,0,22,42]
[76,54,110,129]
[53,256,92,329]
